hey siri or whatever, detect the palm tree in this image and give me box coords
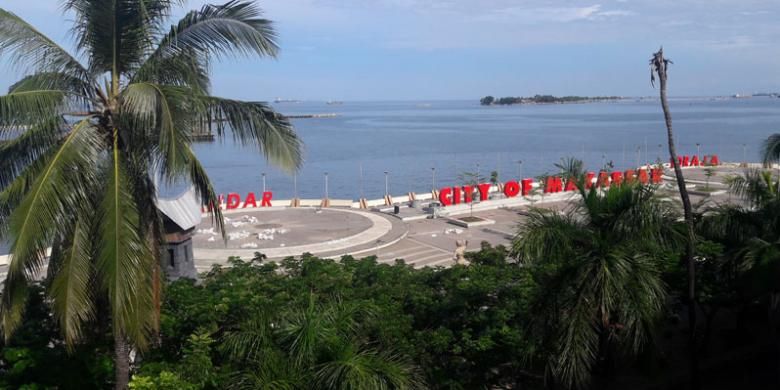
[513,178,681,389]
[0,1,302,388]
[650,47,699,389]
[222,297,423,389]
[701,169,780,344]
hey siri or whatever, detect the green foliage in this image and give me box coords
[513,182,682,388]
[479,95,494,105]
[481,95,621,105]
[0,2,303,386]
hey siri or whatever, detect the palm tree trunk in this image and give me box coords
[653,48,699,389]
[114,330,130,390]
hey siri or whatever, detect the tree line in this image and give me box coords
[480,95,622,106]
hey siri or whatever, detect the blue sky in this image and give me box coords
[2,0,779,100]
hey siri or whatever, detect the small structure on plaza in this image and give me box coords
[454,239,469,265]
[157,187,202,280]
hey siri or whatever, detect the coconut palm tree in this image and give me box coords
[650,47,700,389]
[513,179,681,389]
[0,1,302,388]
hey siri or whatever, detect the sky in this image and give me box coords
[1,0,779,101]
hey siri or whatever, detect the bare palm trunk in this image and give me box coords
[114,331,130,390]
[652,48,699,390]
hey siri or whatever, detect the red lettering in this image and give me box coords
[564,177,577,191]
[504,181,520,197]
[624,169,636,184]
[702,155,710,165]
[638,169,649,184]
[521,179,534,196]
[462,185,473,203]
[243,192,257,208]
[610,171,623,186]
[682,155,690,167]
[690,155,700,166]
[477,183,491,201]
[650,168,663,184]
[544,176,563,193]
[439,187,453,206]
[226,193,241,210]
[261,191,273,207]
[710,155,719,165]
[585,172,595,189]
[453,186,462,205]
[598,171,610,187]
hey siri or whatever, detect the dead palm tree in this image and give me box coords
[650,47,699,389]
[0,1,302,388]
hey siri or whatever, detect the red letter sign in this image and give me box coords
[544,176,563,193]
[226,193,241,210]
[477,183,491,201]
[261,191,273,207]
[504,181,520,197]
[521,179,534,196]
[610,172,623,186]
[243,192,257,208]
[439,187,453,206]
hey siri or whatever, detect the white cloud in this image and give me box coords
[474,4,634,24]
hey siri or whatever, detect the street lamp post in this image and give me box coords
[696,143,701,158]
[359,163,364,199]
[384,171,389,197]
[517,160,523,179]
[293,173,298,198]
[324,172,329,199]
[743,144,747,165]
[261,172,266,193]
[431,167,436,191]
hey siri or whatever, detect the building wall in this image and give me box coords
[162,237,198,280]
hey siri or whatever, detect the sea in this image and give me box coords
[1,96,779,255]
[192,97,780,200]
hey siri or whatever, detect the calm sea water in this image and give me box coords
[1,97,778,255]
[192,97,780,200]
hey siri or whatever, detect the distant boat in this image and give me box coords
[732,93,752,99]
[326,100,343,105]
[274,98,301,103]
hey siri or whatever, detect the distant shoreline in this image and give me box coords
[480,94,623,106]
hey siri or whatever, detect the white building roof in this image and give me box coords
[157,187,202,230]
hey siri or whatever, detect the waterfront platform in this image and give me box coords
[0,163,767,283]
[192,207,408,271]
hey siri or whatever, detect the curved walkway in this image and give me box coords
[193,208,406,266]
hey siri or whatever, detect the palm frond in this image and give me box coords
[63,0,179,76]
[132,48,210,92]
[0,118,101,340]
[315,342,422,390]
[95,143,155,349]
[122,83,192,178]
[153,0,278,61]
[512,208,582,264]
[762,133,780,166]
[0,9,89,80]
[49,217,96,348]
[9,72,94,105]
[0,116,67,191]
[0,90,68,127]
[201,96,302,172]
[186,147,226,239]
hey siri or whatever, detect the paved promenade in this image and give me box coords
[0,164,766,282]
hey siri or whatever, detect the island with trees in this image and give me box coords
[480,94,623,105]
